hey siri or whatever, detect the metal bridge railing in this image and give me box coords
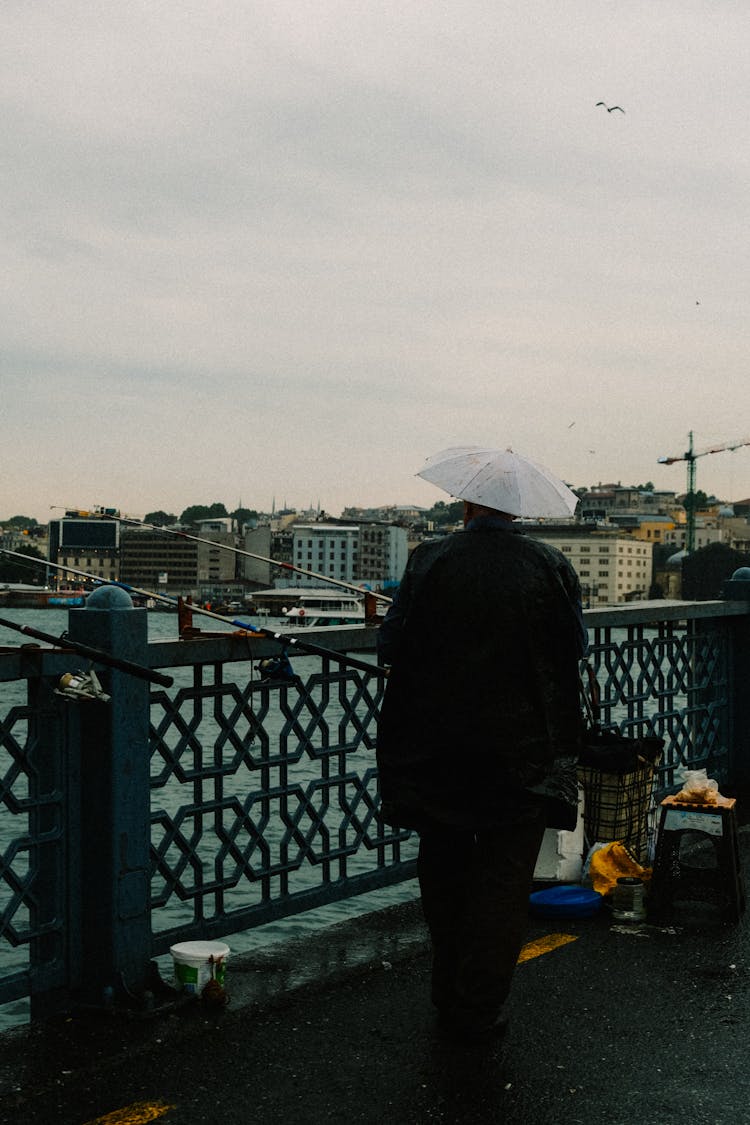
[1,597,750,1024]
[146,638,407,956]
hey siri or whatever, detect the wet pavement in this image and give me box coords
[3,838,750,1125]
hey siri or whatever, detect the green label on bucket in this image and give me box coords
[174,962,199,992]
[173,955,227,994]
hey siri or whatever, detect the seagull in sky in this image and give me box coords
[596,102,625,113]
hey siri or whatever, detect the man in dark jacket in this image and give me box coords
[376,499,586,1043]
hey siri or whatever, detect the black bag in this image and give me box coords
[579,661,663,770]
[579,727,664,774]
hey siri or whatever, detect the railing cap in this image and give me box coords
[86,586,134,610]
[722,569,750,600]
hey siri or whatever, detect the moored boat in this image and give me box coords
[282,590,365,628]
[1,584,88,608]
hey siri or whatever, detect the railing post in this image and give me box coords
[26,656,71,1021]
[722,571,750,797]
[67,587,152,1005]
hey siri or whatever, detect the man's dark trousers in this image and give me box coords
[416,799,546,1036]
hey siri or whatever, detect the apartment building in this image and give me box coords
[291,524,359,588]
[357,523,408,586]
[527,526,654,605]
[578,485,679,522]
[662,524,725,552]
[119,527,235,595]
[242,520,408,591]
[242,526,273,588]
[49,515,120,583]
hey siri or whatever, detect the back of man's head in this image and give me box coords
[463,501,516,524]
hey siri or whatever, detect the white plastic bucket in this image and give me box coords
[170,940,230,996]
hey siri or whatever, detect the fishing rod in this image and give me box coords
[0,615,174,687]
[50,506,394,605]
[0,549,387,676]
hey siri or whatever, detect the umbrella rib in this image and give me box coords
[459,465,490,500]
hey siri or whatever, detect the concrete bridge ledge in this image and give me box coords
[223,899,429,1012]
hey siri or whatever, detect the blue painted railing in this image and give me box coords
[1,596,750,1023]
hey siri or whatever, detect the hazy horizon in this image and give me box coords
[0,468,738,528]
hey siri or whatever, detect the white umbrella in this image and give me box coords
[416,445,579,518]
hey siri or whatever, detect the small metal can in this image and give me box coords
[612,876,647,922]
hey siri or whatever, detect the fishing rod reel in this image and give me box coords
[255,650,297,684]
[55,668,111,703]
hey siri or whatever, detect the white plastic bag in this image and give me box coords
[675,768,719,804]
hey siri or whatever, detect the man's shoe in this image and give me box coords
[436,1010,509,1045]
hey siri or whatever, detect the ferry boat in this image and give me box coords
[282,590,366,628]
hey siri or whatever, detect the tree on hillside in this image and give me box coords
[231,507,258,529]
[0,544,45,583]
[144,510,178,526]
[682,542,750,600]
[428,500,464,525]
[179,503,229,525]
[681,489,709,512]
[4,515,39,527]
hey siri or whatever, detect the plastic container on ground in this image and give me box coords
[170,940,230,995]
[533,783,585,882]
[529,884,603,919]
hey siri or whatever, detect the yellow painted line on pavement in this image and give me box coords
[81,1100,175,1125]
[517,933,578,963]
[76,942,574,1125]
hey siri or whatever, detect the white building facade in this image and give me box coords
[290,522,408,589]
[531,530,654,605]
[357,523,409,586]
[662,524,725,552]
[292,524,360,587]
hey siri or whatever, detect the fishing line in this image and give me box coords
[0,548,70,581]
[0,549,388,676]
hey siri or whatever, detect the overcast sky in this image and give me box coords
[3,1,750,522]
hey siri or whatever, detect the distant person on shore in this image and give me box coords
[376,447,587,1044]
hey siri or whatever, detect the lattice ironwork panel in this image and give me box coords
[587,618,731,789]
[149,656,413,943]
[0,685,67,1006]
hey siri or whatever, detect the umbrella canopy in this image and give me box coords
[416,446,579,519]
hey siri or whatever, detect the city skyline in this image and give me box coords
[0,468,743,529]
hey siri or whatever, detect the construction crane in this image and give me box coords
[657,431,750,553]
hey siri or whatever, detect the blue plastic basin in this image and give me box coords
[529,885,603,919]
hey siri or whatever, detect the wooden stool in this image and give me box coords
[650,794,745,923]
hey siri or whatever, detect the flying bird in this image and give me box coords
[596,102,625,113]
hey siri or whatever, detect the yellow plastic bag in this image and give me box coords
[587,841,652,897]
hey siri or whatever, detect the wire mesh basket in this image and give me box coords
[578,664,664,865]
[577,753,660,865]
